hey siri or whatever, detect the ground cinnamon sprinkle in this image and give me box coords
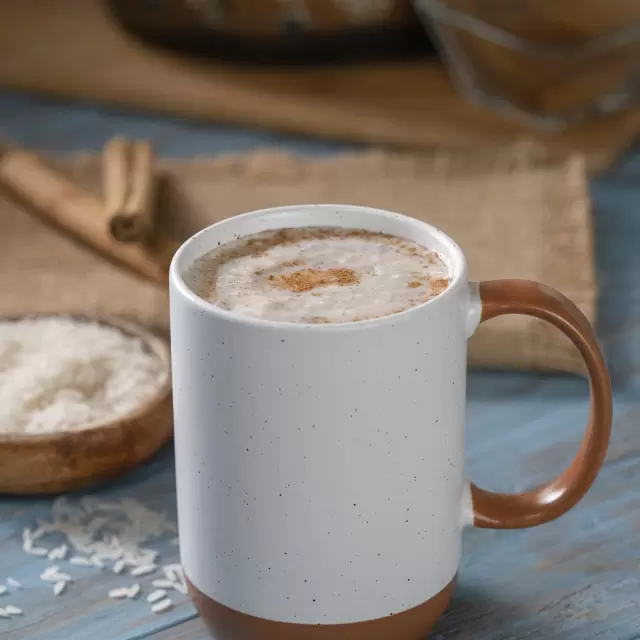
[187,227,453,323]
[430,278,450,294]
[268,268,359,293]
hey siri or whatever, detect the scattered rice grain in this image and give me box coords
[4,605,22,616]
[26,545,49,557]
[53,581,66,596]
[130,564,156,577]
[127,584,141,599]
[171,581,187,595]
[31,528,45,541]
[147,589,166,604]
[151,598,173,614]
[48,544,68,561]
[18,495,181,608]
[163,564,183,581]
[40,566,60,581]
[6,578,21,589]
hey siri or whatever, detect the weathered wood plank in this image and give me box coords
[0,449,195,640]
[1,372,636,639]
[151,617,209,640]
[0,91,348,157]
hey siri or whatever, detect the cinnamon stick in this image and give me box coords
[103,136,130,237]
[0,148,169,286]
[103,137,156,243]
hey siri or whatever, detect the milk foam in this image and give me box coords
[186,227,451,324]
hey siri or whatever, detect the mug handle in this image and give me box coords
[468,280,613,529]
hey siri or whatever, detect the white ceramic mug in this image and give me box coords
[170,205,612,640]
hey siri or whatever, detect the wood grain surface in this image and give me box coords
[0,91,639,639]
[2,0,640,171]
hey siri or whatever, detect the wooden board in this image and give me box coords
[1,0,640,170]
[1,94,640,639]
[1,376,638,640]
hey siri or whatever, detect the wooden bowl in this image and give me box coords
[0,315,172,495]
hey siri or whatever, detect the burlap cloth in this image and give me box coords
[0,147,594,373]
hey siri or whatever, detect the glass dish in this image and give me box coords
[414,0,640,128]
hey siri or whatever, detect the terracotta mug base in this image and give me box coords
[187,576,454,640]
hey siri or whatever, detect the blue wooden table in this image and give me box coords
[1,91,639,639]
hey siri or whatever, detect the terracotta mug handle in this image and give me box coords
[469,280,613,529]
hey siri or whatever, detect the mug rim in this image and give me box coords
[169,204,468,332]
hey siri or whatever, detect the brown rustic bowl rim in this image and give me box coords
[0,313,172,444]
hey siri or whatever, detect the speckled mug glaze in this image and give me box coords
[169,205,612,639]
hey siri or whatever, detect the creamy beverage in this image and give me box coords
[185,227,451,324]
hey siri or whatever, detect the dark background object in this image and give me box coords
[106,0,436,65]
